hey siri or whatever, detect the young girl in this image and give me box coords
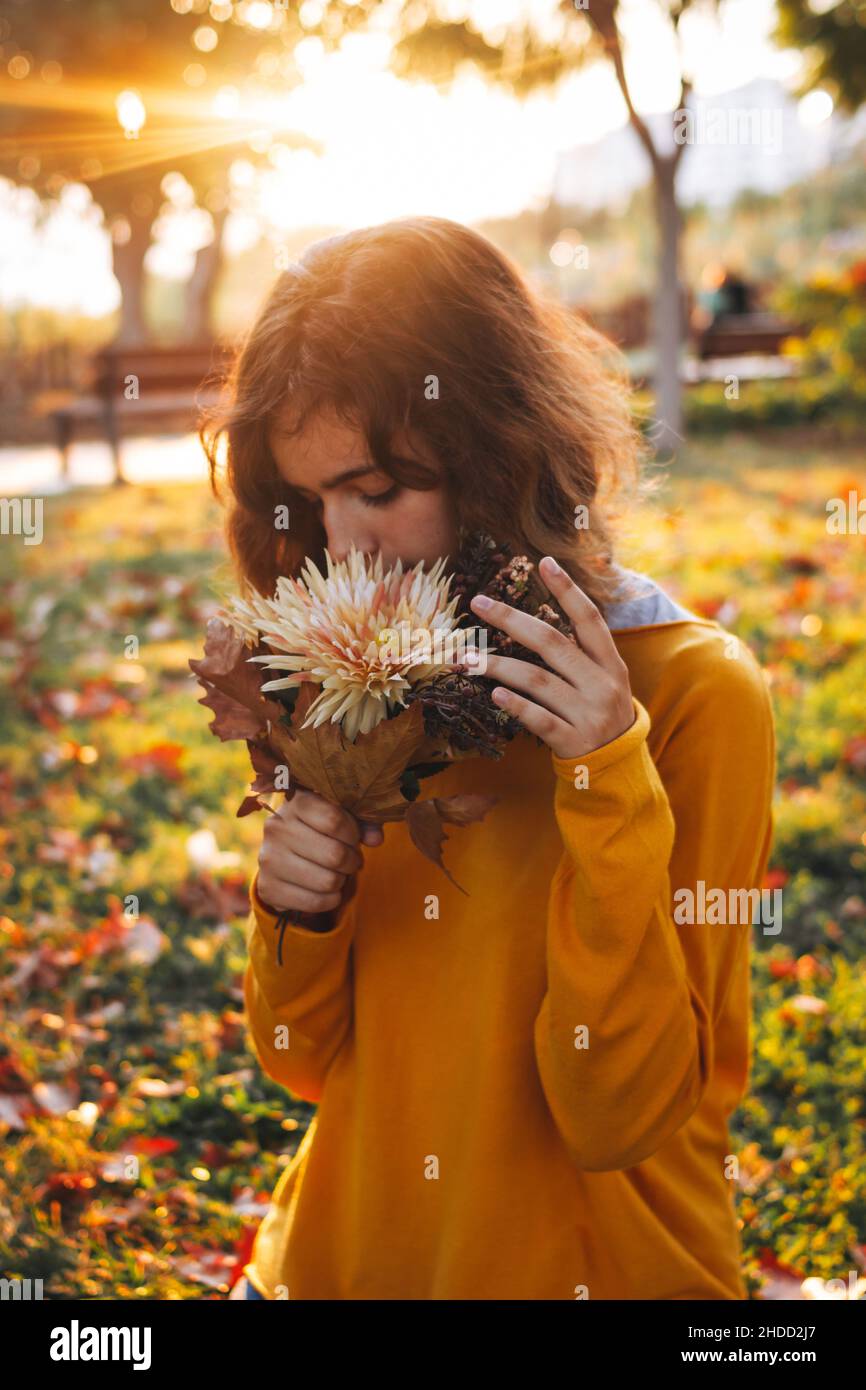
[204,216,776,1301]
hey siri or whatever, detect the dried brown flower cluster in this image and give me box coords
[405,532,576,756]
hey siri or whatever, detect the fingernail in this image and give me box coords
[542,556,562,575]
[472,594,493,610]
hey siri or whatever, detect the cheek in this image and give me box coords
[393,489,455,551]
[357,489,454,568]
[405,487,451,528]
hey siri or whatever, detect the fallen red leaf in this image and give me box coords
[125,1136,180,1157]
[123,743,186,781]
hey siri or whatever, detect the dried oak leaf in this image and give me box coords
[435,793,499,827]
[247,741,284,794]
[188,618,287,742]
[240,730,291,817]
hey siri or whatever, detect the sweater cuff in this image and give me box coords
[550,696,651,784]
[250,872,281,923]
[249,870,354,943]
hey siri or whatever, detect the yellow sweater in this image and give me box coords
[241,611,776,1300]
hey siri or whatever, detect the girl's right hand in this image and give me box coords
[256,789,383,916]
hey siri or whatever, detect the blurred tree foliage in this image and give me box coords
[0,0,319,342]
[775,0,866,111]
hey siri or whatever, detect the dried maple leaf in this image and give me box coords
[269,687,435,821]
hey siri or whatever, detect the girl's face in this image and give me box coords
[268,405,459,569]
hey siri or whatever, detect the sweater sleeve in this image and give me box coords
[533,643,776,1172]
[243,869,359,1104]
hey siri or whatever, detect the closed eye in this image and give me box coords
[360,484,402,509]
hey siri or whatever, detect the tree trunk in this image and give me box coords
[651,157,684,456]
[112,216,152,348]
[106,213,152,483]
[184,208,227,343]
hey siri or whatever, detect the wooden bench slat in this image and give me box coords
[46,342,232,477]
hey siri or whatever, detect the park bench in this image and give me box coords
[42,342,234,478]
[697,312,800,360]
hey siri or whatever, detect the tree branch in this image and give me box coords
[585,8,659,172]
[672,77,692,168]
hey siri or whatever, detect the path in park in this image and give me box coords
[0,433,208,495]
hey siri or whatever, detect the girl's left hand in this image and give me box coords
[467,555,635,762]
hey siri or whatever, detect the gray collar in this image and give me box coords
[603,565,701,631]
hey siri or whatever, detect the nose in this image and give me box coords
[321,501,376,564]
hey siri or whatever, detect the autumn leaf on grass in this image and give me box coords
[123,742,186,781]
[228,1224,259,1288]
[124,914,167,966]
[32,1080,80,1116]
[123,1136,180,1156]
[188,618,287,742]
[842,734,866,773]
[0,1094,35,1129]
[405,793,498,894]
[170,1247,238,1291]
[177,870,252,922]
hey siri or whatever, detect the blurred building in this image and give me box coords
[555,78,866,212]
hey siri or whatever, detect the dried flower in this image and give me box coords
[191,533,576,897]
[406,532,577,750]
[219,545,474,742]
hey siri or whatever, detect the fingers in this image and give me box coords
[257,828,348,914]
[266,813,363,876]
[469,592,591,686]
[481,653,578,717]
[488,685,577,759]
[257,873,343,916]
[280,790,360,848]
[537,556,627,679]
[266,848,349,900]
[279,792,384,850]
[259,791,383,917]
[359,820,384,847]
[291,820,365,874]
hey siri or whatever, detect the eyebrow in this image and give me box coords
[317,465,379,490]
[281,463,380,493]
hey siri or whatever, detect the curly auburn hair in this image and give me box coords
[200,215,650,613]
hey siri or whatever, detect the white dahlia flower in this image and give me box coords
[220,545,470,741]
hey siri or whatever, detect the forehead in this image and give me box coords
[268,405,369,487]
[268,403,438,489]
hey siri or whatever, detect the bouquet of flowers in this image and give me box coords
[189,533,575,893]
